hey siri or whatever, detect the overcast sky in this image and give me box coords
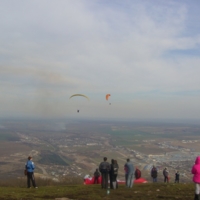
[1,0,200,121]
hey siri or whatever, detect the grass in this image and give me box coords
[0,181,195,200]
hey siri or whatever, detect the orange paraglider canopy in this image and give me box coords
[106,94,111,100]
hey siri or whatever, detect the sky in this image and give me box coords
[1,0,200,121]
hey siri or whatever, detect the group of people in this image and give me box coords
[150,166,180,183]
[97,156,200,200]
[98,157,135,189]
[98,156,180,190]
[98,157,119,189]
[24,155,200,200]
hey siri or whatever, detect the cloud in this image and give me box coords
[0,0,200,119]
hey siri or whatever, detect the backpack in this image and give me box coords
[24,169,27,176]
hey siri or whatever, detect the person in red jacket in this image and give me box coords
[191,156,200,200]
[134,167,141,180]
[94,169,100,184]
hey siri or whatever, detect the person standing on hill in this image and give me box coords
[191,156,200,200]
[99,157,110,189]
[110,159,119,189]
[109,159,114,189]
[151,165,158,183]
[174,171,180,183]
[25,156,37,188]
[94,168,100,184]
[124,158,134,188]
[134,167,141,180]
[124,162,128,186]
[163,167,169,183]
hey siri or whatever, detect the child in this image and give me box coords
[174,171,179,183]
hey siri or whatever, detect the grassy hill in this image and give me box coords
[0,182,195,200]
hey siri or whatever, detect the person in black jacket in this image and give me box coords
[174,171,180,183]
[109,159,114,189]
[151,165,158,183]
[110,159,119,189]
[112,160,119,189]
[99,157,110,189]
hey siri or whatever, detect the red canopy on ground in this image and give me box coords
[83,176,147,185]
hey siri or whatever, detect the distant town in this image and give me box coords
[0,119,199,183]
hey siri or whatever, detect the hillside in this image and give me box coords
[0,183,195,200]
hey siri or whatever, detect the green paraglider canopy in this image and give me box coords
[69,94,90,101]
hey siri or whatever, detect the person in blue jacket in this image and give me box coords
[25,156,37,188]
[124,158,134,188]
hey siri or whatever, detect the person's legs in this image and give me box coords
[115,175,118,189]
[109,173,113,189]
[27,172,31,188]
[195,183,200,194]
[94,177,97,184]
[101,173,105,188]
[194,183,200,200]
[30,172,36,187]
[125,174,128,186]
[129,174,134,188]
[105,173,108,189]
[127,173,134,188]
[127,174,131,187]
[112,174,117,189]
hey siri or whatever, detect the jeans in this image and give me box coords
[101,172,108,189]
[174,179,179,183]
[27,172,36,188]
[153,177,157,182]
[127,173,134,188]
[125,174,128,186]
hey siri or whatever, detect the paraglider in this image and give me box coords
[69,94,89,113]
[69,94,89,101]
[106,94,111,105]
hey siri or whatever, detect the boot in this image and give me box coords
[112,181,116,189]
[194,194,199,200]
